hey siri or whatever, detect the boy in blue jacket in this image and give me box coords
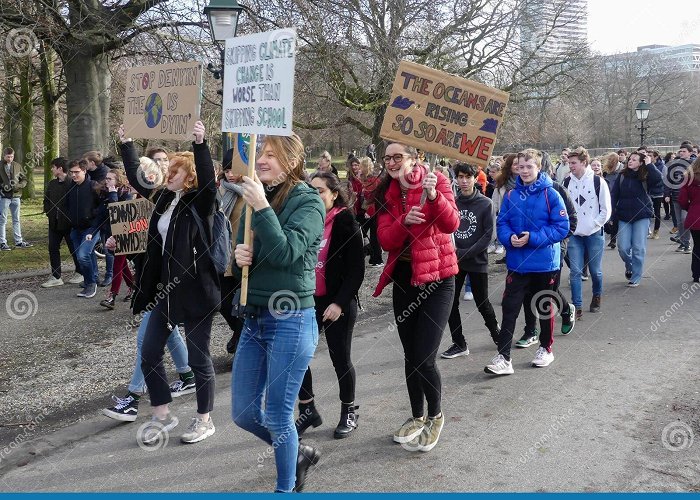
[485,149,569,375]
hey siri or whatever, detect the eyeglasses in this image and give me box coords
[382,154,409,164]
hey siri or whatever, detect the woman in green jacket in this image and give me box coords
[232,134,325,493]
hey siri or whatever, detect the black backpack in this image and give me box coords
[188,201,232,275]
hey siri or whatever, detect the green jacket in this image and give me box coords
[0,161,27,199]
[237,182,324,309]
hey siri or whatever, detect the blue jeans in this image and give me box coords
[568,231,605,307]
[232,308,318,493]
[672,199,691,247]
[0,197,23,245]
[70,228,100,285]
[104,248,114,281]
[617,219,650,284]
[128,311,190,394]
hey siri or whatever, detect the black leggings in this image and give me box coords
[299,296,358,404]
[141,300,215,414]
[392,261,454,418]
[448,269,498,348]
[691,230,700,280]
[652,197,663,231]
[364,216,383,265]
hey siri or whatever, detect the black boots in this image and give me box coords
[333,402,359,439]
[295,400,322,436]
[294,443,320,492]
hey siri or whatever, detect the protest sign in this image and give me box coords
[226,133,253,178]
[109,198,154,255]
[380,60,510,168]
[221,28,296,136]
[123,61,203,140]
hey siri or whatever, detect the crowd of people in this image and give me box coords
[3,129,699,492]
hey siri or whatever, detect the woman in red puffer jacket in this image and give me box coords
[373,141,458,452]
[678,156,700,282]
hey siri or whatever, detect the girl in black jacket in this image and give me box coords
[118,121,220,445]
[296,171,365,439]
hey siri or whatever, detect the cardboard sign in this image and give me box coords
[221,28,296,136]
[123,61,203,140]
[109,198,154,255]
[380,60,510,168]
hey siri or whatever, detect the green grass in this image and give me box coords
[0,171,51,274]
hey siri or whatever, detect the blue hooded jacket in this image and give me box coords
[497,172,569,273]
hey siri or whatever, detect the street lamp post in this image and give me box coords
[204,0,243,157]
[635,99,650,147]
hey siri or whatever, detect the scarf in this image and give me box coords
[220,178,243,218]
[315,206,345,297]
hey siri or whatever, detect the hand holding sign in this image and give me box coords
[193,120,205,144]
[241,174,269,212]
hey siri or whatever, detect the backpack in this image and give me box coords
[563,175,601,200]
[188,201,232,275]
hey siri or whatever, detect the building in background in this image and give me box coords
[520,0,588,60]
[636,44,700,73]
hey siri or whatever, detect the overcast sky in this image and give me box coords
[588,0,700,54]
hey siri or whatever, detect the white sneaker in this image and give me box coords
[495,245,505,255]
[463,291,473,301]
[487,243,496,254]
[67,273,84,284]
[41,276,64,288]
[532,347,554,367]
[484,354,514,375]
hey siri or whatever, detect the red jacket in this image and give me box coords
[373,166,459,296]
[348,176,364,215]
[363,175,381,217]
[679,176,700,230]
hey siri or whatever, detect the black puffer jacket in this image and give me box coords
[319,208,365,310]
[120,141,220,323]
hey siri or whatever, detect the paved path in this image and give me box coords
[1,228,698,491]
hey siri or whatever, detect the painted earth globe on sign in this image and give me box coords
[144,93,163,128]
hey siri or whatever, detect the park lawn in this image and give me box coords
[0,171,51,275]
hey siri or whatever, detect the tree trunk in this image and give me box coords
[19,63,35,199]
[64,52,111,158]
[39,43,60,192]
[2,60,22,157]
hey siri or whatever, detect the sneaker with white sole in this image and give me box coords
[41,276,64,288]
[484,354,514,375]
[181,417,215,444]
[393,417,425,443]
[415,413,444,452]
[531,347,554,367]
[139,414,179,445]
[561,303,576,335]
[514,331,539,348]
[102,394,139,422]
[463,291,474,301]
[169,377,196,397]
[440,343,469,359]
[77,283,97,298]
[67,273,84,284]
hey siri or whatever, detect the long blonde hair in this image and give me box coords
[264,134,306,212]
